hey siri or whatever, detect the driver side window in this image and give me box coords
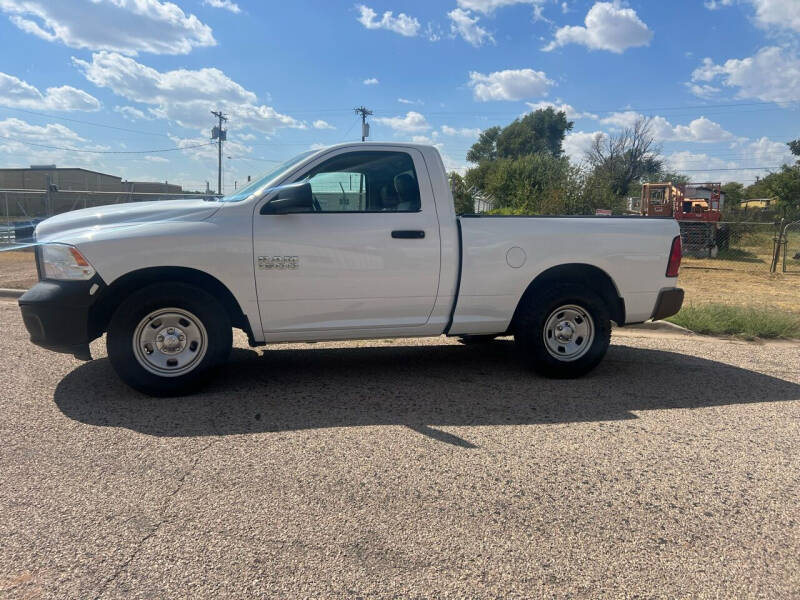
[297,151,421,213]
[307,171,367,212]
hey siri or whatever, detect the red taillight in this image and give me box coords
[666,235,682,277]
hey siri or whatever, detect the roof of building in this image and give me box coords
[0,166,120,178]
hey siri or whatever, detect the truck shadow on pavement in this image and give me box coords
[53,341,800,446]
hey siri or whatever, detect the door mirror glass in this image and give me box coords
[261,182,314,214]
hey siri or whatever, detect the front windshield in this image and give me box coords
[218,150,317,202]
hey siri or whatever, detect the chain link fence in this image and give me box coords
[782,222,800,274]
[678,221,776,262]
[1,188,219,247]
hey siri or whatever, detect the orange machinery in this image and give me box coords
[640,182,725,257]
[640,182,722,221]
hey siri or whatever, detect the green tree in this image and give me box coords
[495,107,573,159]
[788,139,799,157]
[463,108,581,214]
[764,165,800,218]
[721,182,745,206]
[465,154,588,215]
[466,108,573,164]
[466,126,501,163]
[448,172,474,215]
[745,177,771,199]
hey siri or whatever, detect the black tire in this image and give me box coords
[107,282,232,396]
[514,283,611,378]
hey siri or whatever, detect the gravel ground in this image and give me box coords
[0,299,798,599]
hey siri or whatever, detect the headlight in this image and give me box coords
[40,244,96,280]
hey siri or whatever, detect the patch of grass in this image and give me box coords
[714,248,765,263]
[666,304,800,340]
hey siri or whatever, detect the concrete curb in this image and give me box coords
[621,320,693,335]
[0,288,25,299]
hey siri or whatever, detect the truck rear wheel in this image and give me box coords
[514,283,611,378]
[107,282,232,396]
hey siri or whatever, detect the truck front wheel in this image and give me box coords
[107,283,232,396]
[514,283,611,378]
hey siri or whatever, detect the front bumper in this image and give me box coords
[18,276,105,360]
[650,287,684,321]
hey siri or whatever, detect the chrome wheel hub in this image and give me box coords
[155,327,186,354]
[133,308,208,377]
[543,304,595,362]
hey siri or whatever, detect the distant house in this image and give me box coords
[739,198,774,210]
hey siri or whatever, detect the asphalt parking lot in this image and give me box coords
[1,298,798,599]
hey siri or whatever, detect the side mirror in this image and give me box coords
[260,182,313,214]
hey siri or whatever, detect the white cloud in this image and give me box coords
[398,97,423,105]
[441,125,481,138]
[704,0,733,8]
[664,139,793,184]
[73,51,303,135]
[749,0,800,32]
[312,119,335,130]
[0,72,100,111]
[525,100,598,120]
[584,126,793,182]
[309,142,327,150]
[543,1,653,53]
[448,8,494,46]
[0,116,85,142]
[468,68,553,101]
[0,117,119,172]
[705,0,800,33]
[113,105,148,120]
[0,0,215,56]
[600,112,740,143]
[374,111,430,133]
[686,82,720,99]
[671,117,739,143]
[563,130,605,162]
[356,4,420,37]
[363,77,379,85]
[456,0,544,14]
[691,46,800,103]
[411,135,434,144]
[144,155,169,163]
[203,0,241,14]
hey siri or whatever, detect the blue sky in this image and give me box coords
[0,0,798,193]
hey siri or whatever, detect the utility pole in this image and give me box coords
[211,110,227,194]
[353,106,372,142]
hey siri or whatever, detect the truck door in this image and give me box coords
[253,147,441,335]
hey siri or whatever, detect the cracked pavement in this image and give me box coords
[1,300,799,598]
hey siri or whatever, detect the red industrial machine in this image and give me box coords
[640,182,726,256]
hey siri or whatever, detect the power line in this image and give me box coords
[0,135,215,154]
[0,106,172,138]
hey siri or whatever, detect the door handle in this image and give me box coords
[391,230,425,239]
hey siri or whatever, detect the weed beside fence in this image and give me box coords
[667,304,800,339]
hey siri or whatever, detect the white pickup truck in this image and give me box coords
[19,143,683,395]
